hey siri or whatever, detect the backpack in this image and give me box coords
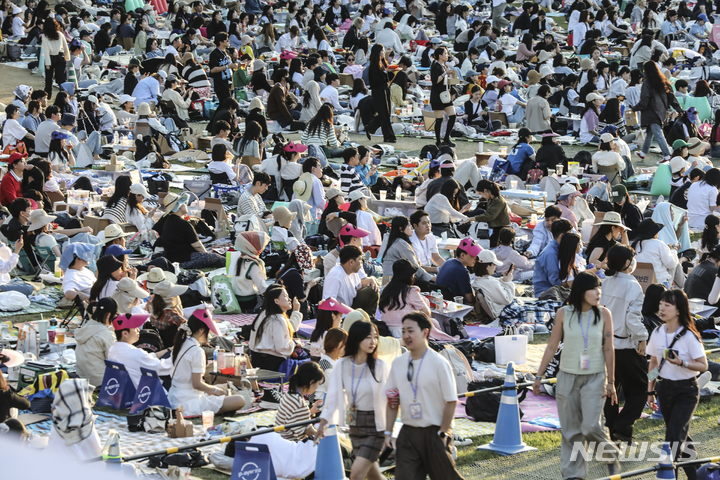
[572,150,592,170]
[134,327,164,353]
[432,344,473,393]
[420,144,439,161]
[465,379,527,422]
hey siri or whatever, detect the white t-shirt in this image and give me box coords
[410,231,438,267]
[35,232,58,249]
[647,325,706,380]
[99,278,119,300]
[62,267,96,297]
[170,337,205,388]
[2,119,27,149]
[385,348,457,428]
[357,210,382,246]
[323,264,362,306]
[108,341,173,388]
[208,161,237,182]
[280,161,303,181]
[12,16,23,37]
[499,94,518,115]
[687,181,718,229]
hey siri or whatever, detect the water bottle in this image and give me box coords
[127,132,133,143]
[113,131,119,145]
[395,185,402,200]
[213,346,219,373]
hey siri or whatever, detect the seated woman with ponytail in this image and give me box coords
[249,285,303,371]
[149,280,188,349]
[74,298,118,387]
[168,309,246,415]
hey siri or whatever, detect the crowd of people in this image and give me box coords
[2,0,720,478]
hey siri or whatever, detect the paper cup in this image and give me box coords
[500,146,507,155]
[379,191,387,200]
[202,410,214,430]
[510,180,518,190]
[478,142,484,153]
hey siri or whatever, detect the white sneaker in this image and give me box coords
[698,371,712,390]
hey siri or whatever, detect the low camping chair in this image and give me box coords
[539,176,561,202]
[682,96,712,123]
[489,111,509,128]
[505,174,526,190]
[34,245,58,276]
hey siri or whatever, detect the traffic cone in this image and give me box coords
[314,425,346,480]
[656,442,675,480]
[477,362,537,456]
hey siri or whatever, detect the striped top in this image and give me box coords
[340,164,364,194]
[301,123,340,148]
[182,63,211,89]
[275,392,311,442]
[102,197,128,224]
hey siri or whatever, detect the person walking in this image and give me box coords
[634,61,683,163]
[41,18,70,100]
[648,289,708,480]
[367,44,396,143]
[317,320,390,480]
[430,46,457,147]
[600,244,648,444]
[384,311,464,480]
[534,272,621,480]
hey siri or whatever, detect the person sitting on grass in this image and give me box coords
[274,361,325,442]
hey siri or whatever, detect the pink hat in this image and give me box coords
[27,199,38,210]
[318,297,353,314]
[113,313,150,331]
[458,237,482,257]
[280,50,298,60]
[338,224,370,246]
[284,141,308,153]
[189,308,219,336]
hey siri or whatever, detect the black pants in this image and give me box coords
[250,350,285,371]
[603,348,648,439]
[371,86,396,142]
[657,377,700,480]
[45,54,67,99]
[351,285,379,319]
[215,80,232,105]
[489,226,508,248]
[395,425,464,480]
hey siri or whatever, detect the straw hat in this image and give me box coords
[249,97,264,111]
[272,206,296,227]
[163,192,189,216]
[581,58,593,70]
[670,156,689,174]
[596,211,629,229]
[137,267,178,288]
[102,224,132,244]
[293,172,315,202]
[526,70,540,85]
[539,64,555,78]
[27,210,56,232]
[0,349,24,368]
[137,102,153,116]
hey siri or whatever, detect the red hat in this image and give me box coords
[8,152,27,162]
[189,308,219,336]
[458,237,482,257]
[113,313,150,331]
[284,141,308,153]
[497,79,512,90]
[280,50,298,60]
[318,297,353,314]
[338,224,370,246]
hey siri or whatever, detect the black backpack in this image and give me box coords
[134,326,163,353]
[465,379,527,423]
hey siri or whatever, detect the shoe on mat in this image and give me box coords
[259,387,283,409]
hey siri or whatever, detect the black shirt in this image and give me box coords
[94,30,111,54]
[209,47,232,89]
[246,110,268,137]
[279,267,304,303]
[586,235,616,263]
[160,214,199,263]
[614,202,643,240]
[670,180,692,210]
[684,260,719,306]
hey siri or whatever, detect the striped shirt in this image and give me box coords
[102,197,128,224]
[301,124,340,148]
[238,189,272,225]
[182,63,211,89]
[275,392,311,442]
[340,164,364,194]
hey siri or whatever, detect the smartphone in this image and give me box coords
[509,263,514,271]
[373,156,382,165]
[663,348,678,360]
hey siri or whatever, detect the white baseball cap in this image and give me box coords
[119,94,135,105]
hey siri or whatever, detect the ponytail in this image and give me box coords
[287,361,325,395]
[172,317,208,364]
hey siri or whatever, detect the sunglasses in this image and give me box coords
[407,361,415,382]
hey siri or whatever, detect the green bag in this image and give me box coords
[210,274,242,314]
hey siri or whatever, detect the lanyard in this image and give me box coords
[408,350,428,401]
[416,236,431,264]
[350,359,367,406]
[577,310,593,354]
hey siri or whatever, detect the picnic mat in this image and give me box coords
[511,344,547,373]
[454,391,560,434]
[215,314,257,327]
[465,325,503,340]
[0,286,63,318]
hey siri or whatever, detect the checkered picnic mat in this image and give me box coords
[214,314,257,326]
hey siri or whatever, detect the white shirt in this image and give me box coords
[499,94,519,115]
[165,44,179,57]
[375,28,403,55]
[647,325,706,380]
[208,160,237,183]
[248,311,303,357]
[687,181,718,229]
[323,264,362,306]
[2,119,27,149]
[356,210,382,246]
[320,84,342,111]
[99,279,119,300]
[108,341,173,388]
[169,337,205,389]
[634,238,678,285]
[62,267,96,297]
[385,349,457,428]
[410,231,438,267]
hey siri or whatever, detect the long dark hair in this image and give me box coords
[368,43,388,79]
[711,110,720,144]
[440,179,461,210]
[343,320,379,381]
[89,261,121,303]
[660,289,701,340]
[605,244,635,276]
[172,316,208,364]
[378,258,416,313]
[701,214,720,252]
[43,17,60,41]
[306,103,334,138]
[251,285,288,344]
[351,78,367,97]
[598,97,622,123]
[310,308,338,343]
[566,271,602,325]
[644,61,672,94]
[107,175,132,209]
[586,224,616,261]
[558,232,581,281]
[386,216,411,252]
[642,283,667,316]
[287,361,324,395]
[86,297,118,325]
[238,120,261,154]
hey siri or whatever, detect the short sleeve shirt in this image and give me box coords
[435,258,472,296]
[160,214,199,263]
[172,337,206,388]
[410,231,439,267]
[507,143,535,175]
[647,326,706,380]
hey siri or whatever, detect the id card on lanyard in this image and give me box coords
[346,359,366,427]
[578,311,592,370]
[408,350,428,419]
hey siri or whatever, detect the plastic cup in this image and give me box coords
[202,410,214,430]
[500,146,507,155]
[556,164,564,175]
[510,180,518,190]
[48,329,56,343]
[379,190,387,200]
[56,328,65,344]
[478,142,484,153]
[395,107,401,115]
[454,296,464,306]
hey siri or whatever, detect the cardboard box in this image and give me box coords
[205,197,230,239]
[622,39,634,49]
[612,46,629,56]
[625,110,639,126]
[197,136,212,152]
[633,262,657,293]
[84,216,111,234]
[167,407,194,438]
[447,70,460,85]
[339,73,354,86]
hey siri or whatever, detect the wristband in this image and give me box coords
[213,387,218,394]
[648,391,656,396]
[384,431,392,436]
[534,375,542,381]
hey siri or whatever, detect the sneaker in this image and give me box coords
[635,151,646,160]
[659,156,671,164]
[259,387,283,409]
[698,371,712,390]
[453,434,472,446]
[443,139,457,148]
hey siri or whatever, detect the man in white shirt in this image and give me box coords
[375,19,403,58]
[108,313,173,388]
[384,311,463,480]
[323,245,379,314]
[526,205,562,258]
[320,73,351,114]
[34,105,61,155]
[410,210,445,273]
[323,223,370,276]
[166,34,182,58]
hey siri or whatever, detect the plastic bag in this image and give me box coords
[0,291,30,311]
[210,274,242,314]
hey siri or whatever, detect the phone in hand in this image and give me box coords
[509,263,514,271]
[373,156,382,165]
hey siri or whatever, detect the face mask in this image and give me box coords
[627,258,637,274]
